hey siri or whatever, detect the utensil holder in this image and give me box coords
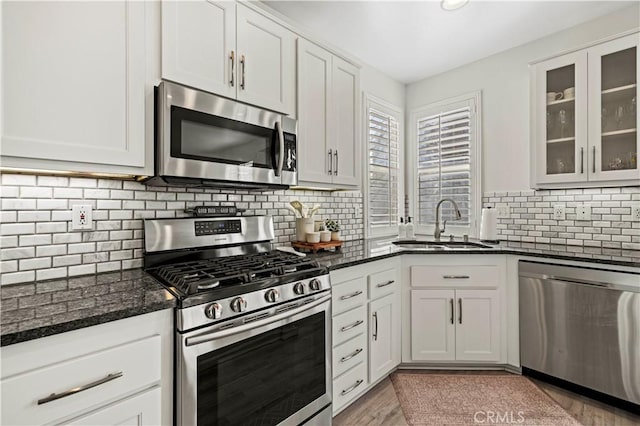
[296,218,314,242]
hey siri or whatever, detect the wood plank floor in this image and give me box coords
[333,370,640,426]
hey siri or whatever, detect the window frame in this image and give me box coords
[363,93,405,239]
[408,91,483,238]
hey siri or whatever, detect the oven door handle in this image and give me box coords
[185,294,331,347]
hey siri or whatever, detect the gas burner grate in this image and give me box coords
[151,251,322,296]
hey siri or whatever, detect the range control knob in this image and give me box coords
[293,282,305,295]
[309,279,321,291]
[230,297,248,313]
[265,289,280,303]
[204,303,223,319]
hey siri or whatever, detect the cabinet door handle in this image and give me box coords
[340,320,364,332]
[229,51,235,87]
[340,290,362,300]
[376,280,395,288]
[372,312,378,341]
[334,150,338,176]
[450,298,454,324]
[580,147,584,174]
[328,149,333,175]
[37,372,123,405]
[443,275,470,279]
[592,146,596,173]
[341,379,364,396]
[458,298,462,324]
[240,55,246,90]
[340,348,363,362]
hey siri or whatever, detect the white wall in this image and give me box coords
[406,5,640,193]
[360,64,405,109]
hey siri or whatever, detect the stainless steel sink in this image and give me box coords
[392,241,492,250]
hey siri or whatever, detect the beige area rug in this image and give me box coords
[390,373,582,426]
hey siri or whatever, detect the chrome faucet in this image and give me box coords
[434,198,462,241]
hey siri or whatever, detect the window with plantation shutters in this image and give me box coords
[366,98,403,237]
[411,93,481,235]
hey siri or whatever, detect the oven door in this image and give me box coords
[177,294,332,426]
[157,81,297,186]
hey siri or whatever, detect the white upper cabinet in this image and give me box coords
[161,1,296,117]
[532,32,639,188]
[236,3,296,116]
[297,39,333,184]
[1,1,148,174]
[587,34,639,182]
[297,39,361,189]
[162,1,236,99]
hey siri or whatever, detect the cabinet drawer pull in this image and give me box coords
[450,298,454,324]
[340,290,363,300]
[341,379,364,396]
[240,54,246,90]
[340,320,363,332]
[37,372,123,405]
[443,275,470,279]
[229,50,235,87]
[340,348,363,362]
[376,280,395,288]
[458,298,462,324]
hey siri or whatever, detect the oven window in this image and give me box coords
[196,312,326,426]
[171,106,274,169]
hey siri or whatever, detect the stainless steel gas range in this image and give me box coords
[143,216,332,426]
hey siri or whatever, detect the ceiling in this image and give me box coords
[264,1,635,84]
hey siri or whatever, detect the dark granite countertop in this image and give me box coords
[310,238,640,270]
[2,239,637,346]
[0,269,175,346]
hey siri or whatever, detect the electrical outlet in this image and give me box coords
[575,204,592,221]
[632,203,640,222]
[72,205,92,230]
[496,205,510,218]
[553,204,565,220]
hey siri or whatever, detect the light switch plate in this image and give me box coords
[72,205,92,230]
[576,204,592,221]
[553,204,565,220]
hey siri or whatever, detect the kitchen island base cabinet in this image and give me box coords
[0,310,173,426]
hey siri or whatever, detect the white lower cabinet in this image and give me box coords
[0,310,173,426]
[411,288,501,362]
[330,259,400,416]
[67,387,161,426]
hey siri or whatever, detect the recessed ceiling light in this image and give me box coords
[441,0,469,11]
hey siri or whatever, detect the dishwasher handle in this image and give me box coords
[520,271,639,293]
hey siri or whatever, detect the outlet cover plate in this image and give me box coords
[72,205,92,230]
[553,204,566,220]
[632,203,640,222]
[576,204,592,221]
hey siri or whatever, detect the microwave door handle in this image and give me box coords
[274,121,284,177]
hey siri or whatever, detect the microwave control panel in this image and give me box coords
[195,220,242,236]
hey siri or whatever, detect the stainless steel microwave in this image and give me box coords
[144,81,297,189]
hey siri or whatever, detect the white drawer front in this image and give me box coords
[332,306,366,347]
[1,335,161,426]
[332,333,367,379]
[332,277,367,315]
[368,268,398,300]
[411,265,500,287]
[332,362,368,414]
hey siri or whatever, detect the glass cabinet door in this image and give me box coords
[588,34,640,182]
[535,51,588,184]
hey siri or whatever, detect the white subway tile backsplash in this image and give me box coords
[483,187,639,245]
[0,173,364,285]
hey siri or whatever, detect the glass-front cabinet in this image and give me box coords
[532,33,639,187]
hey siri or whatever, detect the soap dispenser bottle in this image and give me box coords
[398,217,406,239]
[406,216,415,239]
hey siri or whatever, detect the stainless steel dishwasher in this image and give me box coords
[519,261,640,407]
